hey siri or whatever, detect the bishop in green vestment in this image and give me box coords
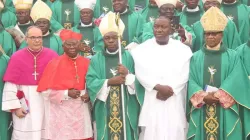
[0,25,16,56]
[111,0,145,46]
[20,0,63,55]
[187,7,250,140]
[94,0,135,18]
[0,1,17,28]
[0,48,12,140]
[179,0,204,27]
[140,0,159,23]
[221,0,250,44]
[13,0,33,39]
[192,0,242,52]
[142,0,196,46]
[86,11,143,140]
[50,0,80,32]
[73,0,103,58]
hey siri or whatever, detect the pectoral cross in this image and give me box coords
[32,71,39,81]
[65,9,71,21]
[208,66,217,85]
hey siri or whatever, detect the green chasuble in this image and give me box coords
[86,50,144,140]
[119,10,145,46]
[140,5,159,23]
[134,0,149,10]
[19,32,63,55]
[0,8,17,28]
[50,0,80,32]
[192,20,242,52]
[72,24,104,56]
[221,2,250,43]
[94,0,135,18]
[0,53,11,140]
[142,21,196,45]
[236,40,250,75]
[0,26,16,56]
[4,0,16,13]
[179,6,204,27]
[187,46,250,140]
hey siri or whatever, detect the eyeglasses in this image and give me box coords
[27,36,43,40]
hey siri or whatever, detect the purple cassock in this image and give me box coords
[3,47,58,85]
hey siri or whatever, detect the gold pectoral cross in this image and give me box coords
[208,66,217,85]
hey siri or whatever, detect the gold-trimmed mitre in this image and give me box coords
[99,11,125,37]
[30,0,52,23]
[13,0,33,10]
[155,0,178,8]
[201,7,228,32]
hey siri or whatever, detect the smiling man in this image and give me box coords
[37,29,93,140]
[187,7,250,140]
[20,0,63,55]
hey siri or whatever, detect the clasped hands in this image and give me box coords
[107,64,129,86]
[68,89,90,103]
[154,84,174,101]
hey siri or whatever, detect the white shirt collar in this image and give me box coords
[186,6,199,12]
[106,49,119,54]
[18,21,31,25]
[80,22,93,27]
[43,31,50,36]
[120,8,128,15]
[223,1,237,4]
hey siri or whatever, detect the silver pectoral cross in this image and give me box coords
[65,9,71,21]
[32,71,39,81]
[110,68,118,77]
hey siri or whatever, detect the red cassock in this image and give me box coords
[37,54,90,92]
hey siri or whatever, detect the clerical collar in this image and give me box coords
[186,6,199,12]
[80,22,93,27]
[106,49,119,55]
[223,1,237,5]
[43,31,50,36]
[202,43,226,54]
[120,8,128,15]
[18,21,31,25]
[66,54,79,60]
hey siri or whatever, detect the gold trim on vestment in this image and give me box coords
[220,88,250,110]
[227,119,239,137]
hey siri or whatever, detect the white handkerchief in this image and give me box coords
[204,85,218,93]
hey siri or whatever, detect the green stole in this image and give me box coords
[181,6,203,27]
[77,24,95,56]
[145,6,158,22]
[221,2,239,32]
[120,11,130,46]
[104,50,124,140]
[61,0,75,29]
[203,46,223,140]
[0,54,11,140]
[18,22,33,34]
